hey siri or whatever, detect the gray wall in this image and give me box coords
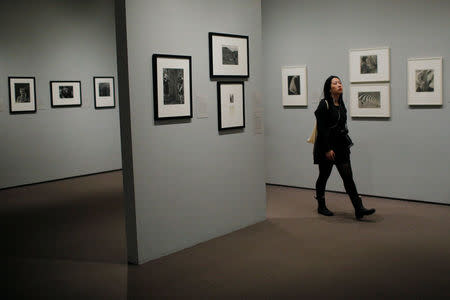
[0,0,122,188]
[262,0,450,204]
[119,0,266,264]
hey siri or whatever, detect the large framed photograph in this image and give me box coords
[217,82,245,130]
[281,66,307,106]
[209,32,249,79]
[350,83,390,117]
[94,77,115,109]
[152,54,192,120]
[407,57,442,106]
[50,81,82,107]
[8,77,37,114]
[349,47,390,82]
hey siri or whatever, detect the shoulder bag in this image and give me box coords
[307,100,329,144]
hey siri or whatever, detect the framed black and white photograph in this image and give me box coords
[9,77,37,114]
[152,54,192,120]
[217,82,245,130]
[350,83,390,117]
[50,81,82,107]
[408,57,442,106]
[349,47,390,82]
[94,77,115,109]
[209,32,249,78]
[281,66,307,106]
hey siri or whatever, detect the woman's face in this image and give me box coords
[330,77,343,95]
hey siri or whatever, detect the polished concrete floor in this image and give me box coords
[3,171,450,299]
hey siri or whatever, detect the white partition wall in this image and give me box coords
[262,0,450,204]
[116,0,266,264]
[0,0,122,188]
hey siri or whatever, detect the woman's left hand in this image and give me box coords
[325,150,335,161]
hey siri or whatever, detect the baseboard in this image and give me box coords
[266,182,450,207]
[0,169,123,191]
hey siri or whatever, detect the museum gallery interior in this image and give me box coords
[2,0,449,299]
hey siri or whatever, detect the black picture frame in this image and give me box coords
[50,81,82,108]
[152,54,193,120]
[217,81,245,131]
[93,76,115,109]
[209,32,250,79]
[8,76,37,114]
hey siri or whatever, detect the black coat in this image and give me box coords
[313,98,350,164]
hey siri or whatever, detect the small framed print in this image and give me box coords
[209,32,249,78]
[408,57,442,106]
[50,81,82,107]
[281,66,307,106]
[94,77,115,109]
[217,82,245,130]
[8,77,37,114]
[349,47,390,82]
[350,83,390,117]
[152,54,193,120]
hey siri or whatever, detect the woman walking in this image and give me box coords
[314,75,375,220]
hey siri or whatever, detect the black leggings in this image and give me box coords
[315,161,358,200]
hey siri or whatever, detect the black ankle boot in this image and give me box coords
[315,196,334,216]
[351,196,375,220]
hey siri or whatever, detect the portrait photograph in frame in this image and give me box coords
[349,47,390,82]
[407,57,442,106]
[8,77,37,114]
[152,54,193,120]
[209,32,249,79]
[217,82,245,130]
[94,76,115,109]
[281,66,307,106]
[50,81,82,107]
[350,83,390,117]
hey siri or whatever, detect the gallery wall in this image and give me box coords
[117,0,266,264]
[0,0,122,189]
[262,0,450,204]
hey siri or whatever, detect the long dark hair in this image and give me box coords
[323,75,344,107]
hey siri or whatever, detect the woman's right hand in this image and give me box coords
[325,150,335,161]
